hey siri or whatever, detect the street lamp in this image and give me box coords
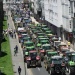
[60,25,63,41]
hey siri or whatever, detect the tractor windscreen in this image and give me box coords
[30,52,37,57]
[51,58,63,64]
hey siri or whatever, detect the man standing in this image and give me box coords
[18,66,21,75]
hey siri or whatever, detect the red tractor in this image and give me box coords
[26,50,41,68]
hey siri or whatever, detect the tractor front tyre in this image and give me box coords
[27,61,30,68]
[37,60,41,67]
[61,67,66,75]
[69,67,75,75]
[50,68,55,75]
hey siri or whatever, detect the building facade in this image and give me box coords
[33,0,44,20]
[44,0,63,38]
[43,0,75,43]
[3,0,23,4]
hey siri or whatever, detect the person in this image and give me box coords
[68,42,70,49]
[59,36,61,41]
[14,33,16,38]
[14,48,17,56]
[8,23,9,27]
[18,66,21,75]
[14,45,18,53]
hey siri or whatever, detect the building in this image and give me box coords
[33,0,43,20]
[44,0,62,37]
[43,0,75,43]
[0,0,3,54]
[3,0,23,4]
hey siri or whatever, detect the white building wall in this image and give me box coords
[44,0,49,22]
[3,0,23,4]
[34,0,38,14]
[40,0,45,16]
[44,0,73,32]
[44,0,62,27]
[62,0,73,32]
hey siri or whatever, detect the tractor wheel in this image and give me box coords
[41,54,44,61]
[47,67,50,74]
[27,61,30,68]
[50,68,55,75]
[61,67,66,75]
[69,67,75,75]
[37,60,41,67]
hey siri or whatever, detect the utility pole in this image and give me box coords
[0,0,3,56]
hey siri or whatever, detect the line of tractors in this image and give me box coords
[17,23,75,75]
[12,5,75,75]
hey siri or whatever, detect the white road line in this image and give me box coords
[25,63,33,75]
[37,68,40,71]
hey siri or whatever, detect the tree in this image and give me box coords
[0,0,3,56]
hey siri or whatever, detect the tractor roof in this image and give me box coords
[29,50,37,53]
[42,44,50,46]
[51,55,62,59]
[47,51,57,54]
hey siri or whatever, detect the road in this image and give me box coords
[25,62,50,75]
[4,4,68,75]
[25,62,69,75]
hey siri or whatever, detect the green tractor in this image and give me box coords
[45,30,52,35]
[24,41,35,51]
[38,38,50,45]
[23,36,31,42]
[26,50,41,68]
[37,35,45,38]
[40,40,50,45]
[23,50,29,62]
[42,44,51,52]
[36,43,42,49]
[67,52,75,75]
[41,25,48,28]
[44,55,66,75]
[44,51,58,70]
[42,28,50,32]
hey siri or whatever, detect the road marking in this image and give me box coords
[25,63,33,75]
[37,68,40,71]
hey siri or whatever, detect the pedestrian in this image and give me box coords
[11,32,13,38]
[5,31,8,37]
[14,33,16,38]
[59,36,61,41]
[8,23,9,27]
[14,48,17,56]
[15,45,18,53]
[68,42,70,49]
[18,66,21,75]
[13,29,16,34]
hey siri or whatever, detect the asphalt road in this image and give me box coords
[25,62,50,75]
[25,62,69,75]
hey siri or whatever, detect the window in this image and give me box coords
[70,20,71,28]
[69,7,71,15]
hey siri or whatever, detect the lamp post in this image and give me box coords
[60,25,63,41]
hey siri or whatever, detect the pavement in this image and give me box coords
[7,11,25,75]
